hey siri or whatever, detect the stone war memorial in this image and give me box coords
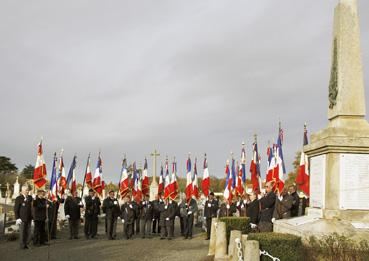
[274,0,369,241]
[1,1,369,261]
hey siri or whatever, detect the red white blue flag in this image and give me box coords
[142,158,149,196]
[250,139,261,194]
[185,156,192,201]
[119,156,129,199]
[158,165,164,196]
[169,160,179,200]
[33,139,47,189]
[192,158,199,199]
[201,154,210,197]
[49,153,58,201]
[93,152,104,196]
[296,124,309,196]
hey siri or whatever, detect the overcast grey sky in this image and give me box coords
[0,0,368,184]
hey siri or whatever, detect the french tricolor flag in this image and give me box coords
[296,124,309,196]
[67,155,77,195]
[141,158,149,196]
[169,160,179,200]
[201,154,210,197]
[250,139,261,194]
[49,153,58,201]
[275,124,286,192]
[119,156,129,199]
[185,156,193,201]
[93,152,104,196]
[158,165,164,196]
[164,159,171,199]
[84,154,92,189]
[192,158,199,199]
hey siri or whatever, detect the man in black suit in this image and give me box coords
[184,196,198,239]
[288,185,300,217]
[14,185,33,249]
[246,192,260,225]
[48,196,63,240]
[166,199,177,240]
[121,195,136,239]
[258,181,276,232]
[64,190,83,239]
[32,189,48,246]
[140,194,153,238]
[102,190,120,240]
[204,192,218,240]
[84,189,101,239]
[152,194,163,234]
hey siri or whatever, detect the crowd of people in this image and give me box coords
[13,181,306,250]
[216,181,304,232]
[13,185,205,249]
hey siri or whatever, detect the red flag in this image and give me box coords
[33,139,47,189]
[93,153,103,196]
[250,139,261,194]
[58,152,67,196]
[201,154,210,197]
[235,162,244,196]
[164,159,171,200]
[192,158,199,199]
[141,158,149,196]
[169,160,179,200]
[84,154,93,189]
[295,124,309,196]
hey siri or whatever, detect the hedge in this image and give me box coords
[248,232,302,261]
[219,217,250,243]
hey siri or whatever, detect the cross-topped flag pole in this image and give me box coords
[150,149,160,186]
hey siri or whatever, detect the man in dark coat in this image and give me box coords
[246,192,260,225]
[166,199,177,240]
[48,195,63,240]
[152,194,163,234]
[237,194,248,217]
[102,190,120,240]
[14,185,33,249]
[184,196,198,239]
[204,192,219,240]
[218,199,237,218]
[258,182,276,232]
[121,196,136,239]
[32,189,48,246]
[140,194,153,238]
[289,185,300,217]
[178,197,187,236]
[64,190,83,239]
[131,200,140,235]
[273,188,293,220]
[84,189,101,239]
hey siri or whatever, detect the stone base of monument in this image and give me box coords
[274,209,369,242]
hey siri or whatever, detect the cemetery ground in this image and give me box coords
[0,218,211,261]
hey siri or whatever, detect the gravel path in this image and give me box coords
[0,218,210,261]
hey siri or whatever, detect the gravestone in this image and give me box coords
[12,177,20,200]
[274,0,369,241]
[149,149,160,201]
